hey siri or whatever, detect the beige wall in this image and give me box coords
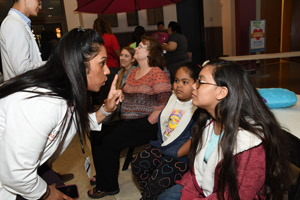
[221,0,236,56]
[63,0,236,55]
[63,0,177,33]
[203,0,236,56]
[63,0,81,30]
[203,0,222,27]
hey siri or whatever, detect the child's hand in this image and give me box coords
[104,75,123,112]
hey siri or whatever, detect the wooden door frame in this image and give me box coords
[281,0,293,52]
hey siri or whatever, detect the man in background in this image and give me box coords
[151,21,168,44]
[0,0,45,81]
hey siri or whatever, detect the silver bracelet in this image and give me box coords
[100,104,112,116]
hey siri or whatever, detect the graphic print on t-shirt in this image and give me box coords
[164,109,186,138]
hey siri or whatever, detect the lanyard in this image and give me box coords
[77,131,86,155]
[69,107,90,177]
[69,107,86,155]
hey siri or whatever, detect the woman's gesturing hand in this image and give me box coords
[104,74,123,113]
[96,74,123,123]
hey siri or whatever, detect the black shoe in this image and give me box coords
[57,173,74,182]
[87,187,119,199]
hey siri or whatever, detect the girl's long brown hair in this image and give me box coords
[189,59,290,200]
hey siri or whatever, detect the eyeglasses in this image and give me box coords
[137,44,148,50]
[195,79,219,89]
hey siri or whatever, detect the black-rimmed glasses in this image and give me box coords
[195,79,219,89]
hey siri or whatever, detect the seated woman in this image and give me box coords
[116,46,136,89]
[158,60,290,200]
[88,36,172,199]
[132,62,200,200]
[97,46,136,126]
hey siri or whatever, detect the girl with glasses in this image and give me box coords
[158,59,290,200]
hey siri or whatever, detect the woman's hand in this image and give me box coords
[95,75,123,123]
[147,104,165,124]
[44,184,73,200]
[147,110,161,124]
[105,74,123,112]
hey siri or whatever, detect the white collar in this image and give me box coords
[160,93,197,146]
[194,121,263,196]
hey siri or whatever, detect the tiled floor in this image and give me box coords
[52,59,300,200]
[52,136,142,200]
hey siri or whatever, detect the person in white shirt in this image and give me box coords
[0,28,122,200]
[0,0,46,81]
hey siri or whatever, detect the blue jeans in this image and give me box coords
[157,184,183,200]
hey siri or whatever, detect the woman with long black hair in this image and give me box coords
[0,28,122,200]
[159,60,290,200]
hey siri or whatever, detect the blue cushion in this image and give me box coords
[258,88,298,109]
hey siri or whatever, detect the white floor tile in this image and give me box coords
[53,136,141,200]
[115,181,142,200]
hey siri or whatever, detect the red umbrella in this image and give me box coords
[76,0,182,14]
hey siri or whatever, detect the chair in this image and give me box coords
[122,147,135,171]
[122,144,148,171]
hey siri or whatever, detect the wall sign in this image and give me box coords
[250,20,266,52]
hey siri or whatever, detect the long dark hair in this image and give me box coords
[189,59,290,199]
[0,28,104,139]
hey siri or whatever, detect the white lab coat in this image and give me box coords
[0,10,45,81]
[0,88,101,199]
